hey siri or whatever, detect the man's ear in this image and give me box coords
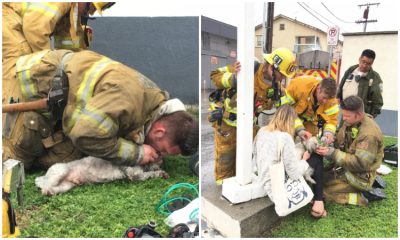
[316,84,321,93]
[152,123,167,139]
[267,64,273,74]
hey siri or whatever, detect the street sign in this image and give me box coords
[327,26,340,46]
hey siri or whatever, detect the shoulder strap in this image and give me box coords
[277,132,283,163]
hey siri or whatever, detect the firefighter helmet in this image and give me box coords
[263,48,296,78]
[92,2,115,15]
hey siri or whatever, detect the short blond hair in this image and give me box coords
[265,105,297,137]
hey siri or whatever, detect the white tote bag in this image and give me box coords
[270,134,314,216]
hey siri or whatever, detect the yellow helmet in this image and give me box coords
[263,48,296,78]
[92,2,115,15]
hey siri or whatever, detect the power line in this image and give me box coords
[321,2,354,23]
[301,2,336,26]
[302,2,349,33]
[297,2,329,28]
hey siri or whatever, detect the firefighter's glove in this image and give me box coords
[209,108,224,123]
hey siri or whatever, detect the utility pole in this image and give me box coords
[263,2,274,53]
[355,3,379,32]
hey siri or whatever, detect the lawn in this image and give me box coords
[14,155,198,238]
[268,136,398,238]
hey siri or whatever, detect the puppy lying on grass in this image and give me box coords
[35,156,169,196]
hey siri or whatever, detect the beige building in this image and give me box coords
[255,14,334,61]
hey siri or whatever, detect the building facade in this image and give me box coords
[255,14,344,61]
[201,16,237,90]
[90,17,199,104]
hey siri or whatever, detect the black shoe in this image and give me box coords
[361,188,386,201]
[373,175,386,189]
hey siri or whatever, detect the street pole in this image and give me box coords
[355,3,379,32]
[265,2,274,53]
[234,1,254,185]
[327,45,333,77]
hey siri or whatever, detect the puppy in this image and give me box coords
[35,156,169,196]
[295,137,320,184]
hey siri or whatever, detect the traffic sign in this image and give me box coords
[327,26,340,46]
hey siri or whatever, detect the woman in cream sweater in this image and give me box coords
[253,104,327,217]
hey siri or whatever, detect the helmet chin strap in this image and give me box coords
[81,3,96,47]
[271,66,282,104]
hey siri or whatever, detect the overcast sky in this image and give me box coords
[104,0,399,35]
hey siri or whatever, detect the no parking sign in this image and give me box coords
[327,26,340,46]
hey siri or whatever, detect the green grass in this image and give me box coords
[14,155,198,238]
[268,136,398,238]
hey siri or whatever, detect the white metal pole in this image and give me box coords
[235,1,254,185]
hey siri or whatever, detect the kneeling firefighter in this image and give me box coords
[208,48,296,182]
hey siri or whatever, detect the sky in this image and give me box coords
[104,0,399,35]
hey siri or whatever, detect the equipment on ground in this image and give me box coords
[123,221,162,238]
[156,183,198,216]
[167,222,199,238]
[2,160,25,238]
[383,144,398,167]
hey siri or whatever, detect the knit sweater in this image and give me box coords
[252,129,310,201]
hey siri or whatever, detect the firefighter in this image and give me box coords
[316,96,384,206]
[2,49,198,170]
[2,2,115,57]
[208,48,296,183]
[337,49,383,118]
[279,76,339,143]
[2,2,115,110]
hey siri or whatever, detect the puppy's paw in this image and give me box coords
[128,175,139,181]
[41,188,55,196]
[160,171,170,179]
[304,167,316,184]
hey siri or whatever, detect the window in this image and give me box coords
[279,24,285,30]
[256,35,263,48]
[202,32,210,51]
[294,36,322,53]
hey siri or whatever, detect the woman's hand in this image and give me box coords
[302,150,311,161]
